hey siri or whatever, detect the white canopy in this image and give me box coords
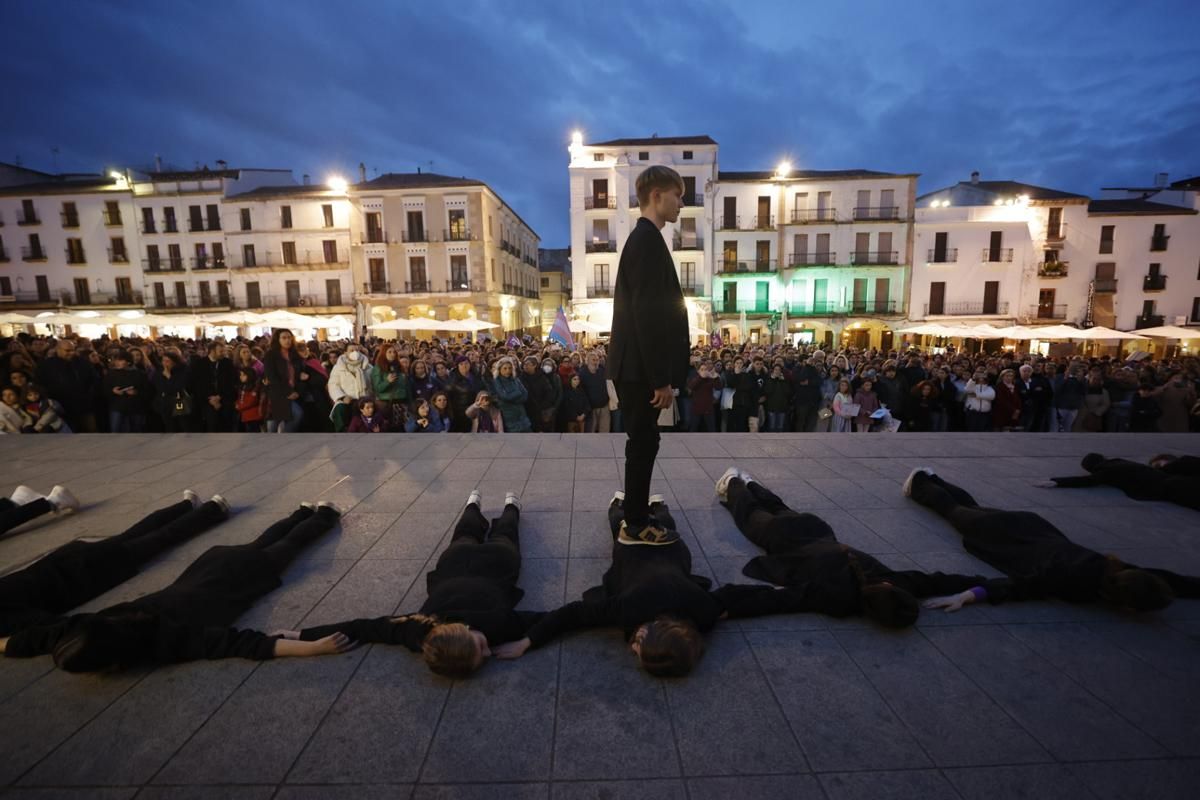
[196,310,270,326]
[689,326,710,338]
[1067,326,1148,341]
[448,318,499,332]
[369,317,461,332]
[1133,325,1200,340]
[568,319,607,334]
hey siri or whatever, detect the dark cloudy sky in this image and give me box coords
[4,0,1198,244]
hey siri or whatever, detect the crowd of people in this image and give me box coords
[1,330,1197,435]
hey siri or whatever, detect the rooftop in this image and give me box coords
[588,135,717,147]
[720,168,916,182]
[354,172,485,191]
[1088,198,1199,216]
[0,175,121,196]
[0,432,1196,799]
[226,184,342,201]
[538,247,571,273]
[918,180,1089,203]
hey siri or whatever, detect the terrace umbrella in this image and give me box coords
[1133,325,1200,340]
[1067,326,1148,340]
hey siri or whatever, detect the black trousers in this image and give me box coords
[449,502,520,548]
[0,497,55,536]
[243,506,340,572]
[616,381,660,528]
[726,478,836,554]
[792,403,818,433]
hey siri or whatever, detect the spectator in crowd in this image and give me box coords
[578,352,610,433]
[235,367,265,433]
[561,374,590,433]
[0,385,32,433]
[326,344,372,432]
[831,378,855,433]
[35,338,97,432]
[907,380,942,433]
[372,344,410,429]
[189,342,237,433]
[486,356,531,432]
[20,384,67,433]
[520,356,560,432]
[466,389,504,433]
[791,353,823,433]
[348,397,389,433]
[263,329,305,433]
[1052,365,1086,432]
[103,349,148,433]
[685,359,721,432]
[963,370,995,432]
[992,368,1023,432]
[409,359,438,407]
[152,352,191,433]
[448,356,484,432]
[875,363,907,425]
[1129,382,1162,432]
[763,363,793,432]
[852,376,881,433]
[1079,372,1111,432]
[1154,370,1196,433]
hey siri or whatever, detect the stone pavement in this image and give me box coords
[1,432,1198,800]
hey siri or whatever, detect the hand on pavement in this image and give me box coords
[921,590,975,612]
[492,637,532,659]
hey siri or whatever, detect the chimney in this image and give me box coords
[417,166,421,174]
[1154,172,1169,188]
[216,159,227,170]
[154,154,162,172]
[970,171,980,184]
[358,162,366,182]
[302,173,310,185]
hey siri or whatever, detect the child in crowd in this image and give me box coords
[853,377,881,433]
[406,398,448,433]
[466,390,504,433]
[235,367,265,433]
[22,384,69,433]
[764,364,793,432]
[0,385,33,433]
[347,397,389,433]
[561,373,590,433]
[831,379,855,433]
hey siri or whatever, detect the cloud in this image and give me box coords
[2,0,1198,243]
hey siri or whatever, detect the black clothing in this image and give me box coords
[522,501,800,648]
[447,370,483,431]
[35,355,97,429]
[0,500,223,636]
[1051,453,1200,512]
[1129,394,1162,433]
[300,504,542,649]
[616,380,660,528]
[4,507,339,664]
[909,471,1200,603]
[725,479,1002,618]
[520,370,560,432]
[0,497,55,538]
[103,367,150,416]
[151,366,190,426]
[608,217,689,391]
[263,349,304,422]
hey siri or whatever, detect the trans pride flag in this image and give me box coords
[549,307,576,350]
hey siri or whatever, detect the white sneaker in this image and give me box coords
[902,467,936,498]
[504,492,521,511]
[211,494,231,515]
[317,500,343,517]
[300,501,317,512]
[47,485,79,514]
[648,494,665,506]
[10,485,44,506]
[738,471,756,487]
[183,489,201,509]
[466,489,482,509]
[715,467,740,502]
[610,490,625,507]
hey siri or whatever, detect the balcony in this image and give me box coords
[142,258,186,273]
[163,220,179,233]
[982,248,1014,262]
[364,229,387,244]
[21,246,47,262]
[17,212,40,226]
[850,251,899,265]
[65,247,87,265]
[585,240,616,253]
[684,193,704,207]
[787,252,837,268]
[1045,223,1067,246]
[404,280,432,293]
[716,259,777,275]
[62,291,144,307]
[0,291,57,307]
[1037,261,1069,278]
[107,248,130,264]
[443,228,473,242]
[712,297,771,314]
[1030,304,1068,320]
[680,283,700,297]
[103,210,123,226]
[927,248,958,263]
[230,251,344,270]
[362,281,391,294]
[790,208,837,224]
[672,235,703,252]
[1150,235,1169,252]
[254,294,326,309]
[853,206,901,221]
[187,219,208,233]
[752,215,775,230]
[718,216,741,231]
[140,220,158,234]
[584,196,617,210]
[0,246,8,262]
[1092,278,1118,293]
[60,212,80,228]
[1135,314,1165,329]
[787,302,847,316]
[1143,275,1167,291]
[924,301,1010,316]
[448,278,473,292]
[191,256,229,270]
[402,230,429,243]
[847,300,897,315]
[586,285,612,298]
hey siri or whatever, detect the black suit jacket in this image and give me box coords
[608,217,690,389]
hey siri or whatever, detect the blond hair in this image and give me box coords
[421,623,480,678]
[636,166,685,208]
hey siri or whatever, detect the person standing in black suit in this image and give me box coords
[608,166,691,546]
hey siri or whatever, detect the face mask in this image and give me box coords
[347,352,361,361]
[542,365,554,373]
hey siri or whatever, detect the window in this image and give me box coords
[286,280,301,306]
[322,204,334,228]
[194,242,207,267]
[409,256,427,290]
[242,244,256,268]
[593,153,604,162]
[406,211,425,241]
[198,281,213,306]
[109,237,128,262]
[880,189,895,214]
[281,205,293,229]
[1191,297,1200,323]
[206,204,220,230]
[167,243,182,269]
[368,258,386,288]
[680,261,696,289]
[988,231,1003,261]
[115,277,133,302]
[639,151,649,160]
[366,211,384,243]
[35,275,50,302]
[73,278,90,304]
[593,263,610,289]
[282,241,297,265]
[174,281,188,307]
[163,207,177,233]
[213,242,225,268]
[104,201,122,226]
[928,281,945,315]
[323,240,338,263]
[153,282,165,307]
[1141,299,1155,317]
[146,244,160,269]
[189,205,204,232]
[66,238,86,264]
[27,232,44,259]
[1151,223,1168,251]
[451,255,469,289]
[246,282,262,308]
[491,257,496,281]
[682,151,693,160]
[240,208,252,231]
[933,232,949,262]
[447,209,466,239]
[0,277,10,295]
[61,202,80,227]
[540,277,550,288]
[1099,225,1115,254]
[326,279,342,306]
[217,280,231,306]
[20,199,38,225]
[983,281,1000,314]
[141,207,156,233]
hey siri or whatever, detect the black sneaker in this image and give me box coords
[618,519,680,546]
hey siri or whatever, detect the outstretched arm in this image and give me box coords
[496,599,618,658]
[710,583,808,619]
[297,615,435,653]
[1038,475,1100,489]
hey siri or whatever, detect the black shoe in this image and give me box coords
[618,519,680,546]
